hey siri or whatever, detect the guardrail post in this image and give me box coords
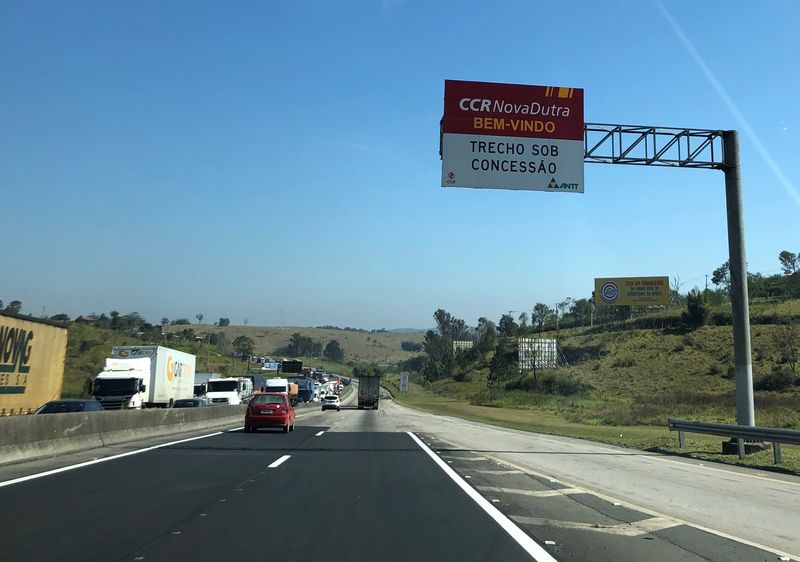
[737,438,745,460]
[678,431,685,449]
[773,442,782,464]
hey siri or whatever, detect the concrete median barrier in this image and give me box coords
[0,405,246,465]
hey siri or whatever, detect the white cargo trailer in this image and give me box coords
[93,346,195,409]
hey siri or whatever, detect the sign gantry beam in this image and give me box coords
[584,123,726,169]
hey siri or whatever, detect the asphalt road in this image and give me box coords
[0,393,532,562]
[1,392,797,562]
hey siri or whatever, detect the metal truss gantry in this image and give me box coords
[584,123,726,169]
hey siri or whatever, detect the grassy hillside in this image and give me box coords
[163,324,425,364]
[63,324,242,398]
[399,321,800,429]
[382,300,800,472]
[62,324,391,398]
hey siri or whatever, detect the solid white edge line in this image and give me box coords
[407,431,557,562]
[0,430,225,489]
[268,455,291,468]
[315,431,325,436]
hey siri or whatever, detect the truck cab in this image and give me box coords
[93,357,150,410]
[206,377,254,405]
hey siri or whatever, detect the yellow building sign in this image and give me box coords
[594,276,670,307]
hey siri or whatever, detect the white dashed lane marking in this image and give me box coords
[268,455,291,468]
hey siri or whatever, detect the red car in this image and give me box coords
[245,392,295,433]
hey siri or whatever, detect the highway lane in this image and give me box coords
[0,395,534,562]
[382,398,800,560]
[2,392,797,561]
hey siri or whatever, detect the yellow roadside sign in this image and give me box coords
[594,276,670,307]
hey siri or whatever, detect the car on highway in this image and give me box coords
[35,399,105,414]
[245,392,295,433]
[171,398,209,408]
[321,394,340,412]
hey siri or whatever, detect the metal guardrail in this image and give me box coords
[667,418,800,464]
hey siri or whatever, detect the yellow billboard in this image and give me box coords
[594,276,670,307]
[0,314,68,415]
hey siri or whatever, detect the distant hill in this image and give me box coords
[164,324,425,364]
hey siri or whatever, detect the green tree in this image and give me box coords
[569,298,592,326]
[422,329,452,381]
[215,332,228,354]
[353,362,383,378]
[232,335,254,359]
[218,317,230,327]
[532,303,553,334]
[476,317,497,353]
[95,313,111,329]
[196,313,204,324]
[160,317,169,326]
[682,289,709,329]
[324,340,344,361]
[433,308,469,340]
[711,260,731,293]
[488,337,516,386]
[5,300,22,314]
[779,250,798,275]
[497,314,518,338]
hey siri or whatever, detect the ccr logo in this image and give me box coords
[166,356,174,381]
[600,282,620,304]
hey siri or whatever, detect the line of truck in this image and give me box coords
[0,316,353,415]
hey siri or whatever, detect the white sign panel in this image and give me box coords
[518,338,558,370]
[400,371,409,393]
[441,80,584,193]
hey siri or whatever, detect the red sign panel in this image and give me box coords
[442,80,584,141]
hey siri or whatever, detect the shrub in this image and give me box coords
[504,371,586,396]
[682,289,709,329]
[754,366,795,391]
[611,357,636,368]
[401,341,423,352]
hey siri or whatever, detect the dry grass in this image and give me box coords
[165,324,424,364]
[384,375,800,475]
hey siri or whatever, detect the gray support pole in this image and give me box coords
[723,130,755,427]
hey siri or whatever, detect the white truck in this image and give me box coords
[205,377,254,405]
[93,346,196,409]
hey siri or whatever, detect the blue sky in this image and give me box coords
[2,0,799,329]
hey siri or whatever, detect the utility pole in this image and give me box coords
[723,130,755,427]
[582,124,755,429]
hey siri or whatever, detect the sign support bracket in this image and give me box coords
[584,123,754,427]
